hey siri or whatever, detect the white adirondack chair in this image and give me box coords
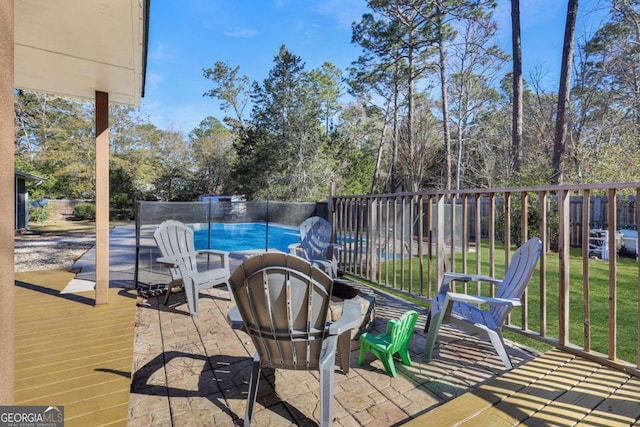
[227,252,361,427]
[153,220,231,316]
[288,216,341,277]
[424,237,542,370]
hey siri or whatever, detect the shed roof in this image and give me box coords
[15,170,46,182]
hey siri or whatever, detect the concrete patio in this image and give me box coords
[16,224,538,425]
[127,279,536,426]
[17,225,640,426]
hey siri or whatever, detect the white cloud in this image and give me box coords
[223,28,258,38]
[149,42,169,61]
[145,72,164,92]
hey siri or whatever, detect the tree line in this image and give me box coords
[13,0,640,216]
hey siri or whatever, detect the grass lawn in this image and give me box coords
[25,219,133,234]
[370,240,640,365]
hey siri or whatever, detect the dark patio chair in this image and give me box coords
[227,252,361,427]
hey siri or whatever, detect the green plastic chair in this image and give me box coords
[357,310,419,377]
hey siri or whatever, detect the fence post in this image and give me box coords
[558,189,570,346]
[608,188,618,361]
[369,197,377,279]
[436,194,447,286]
[329,182,336,243]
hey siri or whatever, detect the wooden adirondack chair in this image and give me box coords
[424,237,542,370]
[153,220,231,316]
[357,310,419,377]
[227,252,361,427]
[289,216,341,277]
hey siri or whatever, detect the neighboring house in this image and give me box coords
[14,170,45,232]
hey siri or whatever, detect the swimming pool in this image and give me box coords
[192,222,300,253]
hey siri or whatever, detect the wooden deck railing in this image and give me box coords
[331,183,640,377]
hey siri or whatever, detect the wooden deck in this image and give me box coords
[12,268,640,426]
[14,270,137,426]
[404,348,640,426]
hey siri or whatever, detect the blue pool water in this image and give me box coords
[193,222,300,252]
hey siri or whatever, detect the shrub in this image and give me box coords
[495,195,559,247]
[110,206,135,221]
[29,203,51,224]
[73,203,96,220]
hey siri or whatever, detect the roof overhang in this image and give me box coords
[14,0,149,106]
[15,170,46,182]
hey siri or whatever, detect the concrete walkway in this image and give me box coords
[69,225,138,289]
[128,281,536,426]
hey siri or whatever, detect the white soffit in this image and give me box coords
[14,0,146,106]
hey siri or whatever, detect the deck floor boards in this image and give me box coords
[14,268,640,426]
[14,269,136,427]
[404,349,640,426]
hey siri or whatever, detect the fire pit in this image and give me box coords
[328,279,376,340]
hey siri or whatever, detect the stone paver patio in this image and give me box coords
[128,281,536,426]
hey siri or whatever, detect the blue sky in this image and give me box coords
[141,0,608,134]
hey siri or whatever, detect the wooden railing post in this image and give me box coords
[328,181,336,241]
[504,192,511,268]
[488,193,496,296]
[449,194,456,271]
[384,197,390,287]
[417,194,424,296]
[407,195,414,290]
[608,188,617,361]
[368,197,377,280]
[558,189,570,346]
[582,189,591,352]
[436,194,447,286]
[461,195,468,275]
[427,195,434,297]
[520,191,529,330]
[475,195,482,286]
[539,191,548,337]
